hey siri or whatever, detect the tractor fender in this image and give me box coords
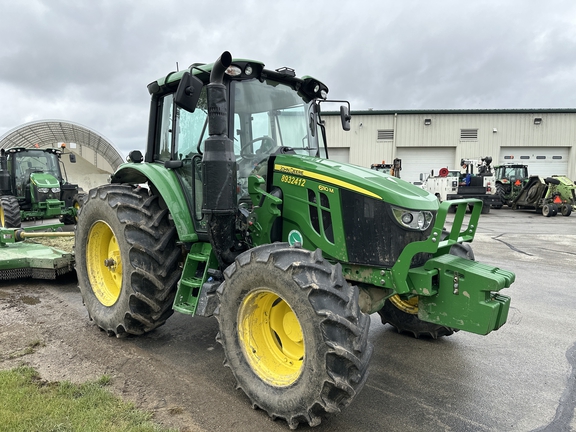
[110,163,197,242]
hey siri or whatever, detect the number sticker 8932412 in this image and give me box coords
[280,174,306,187]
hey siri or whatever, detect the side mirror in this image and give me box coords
[175,71,204,113]
[340,105,351,131]
[69,153,76,163]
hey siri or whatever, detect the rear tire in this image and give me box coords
[0,196,21,228]
[75,184,181,336]
[496,184,507,207]
[378,240,474,339]
[216,244,372,429]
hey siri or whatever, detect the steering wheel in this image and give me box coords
[239,136,276,160]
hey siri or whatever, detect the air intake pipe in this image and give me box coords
[202,51,239,267]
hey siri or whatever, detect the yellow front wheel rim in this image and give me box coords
[389,294,419,314]
[238,290,304,387]
[86,221,122,306]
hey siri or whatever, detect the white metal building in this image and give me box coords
[322,109,576,183]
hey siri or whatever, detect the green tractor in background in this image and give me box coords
[493,163,529,207]
[75,51,515,429]
[0,147,83,228]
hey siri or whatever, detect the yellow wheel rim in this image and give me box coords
[238,290,304,387]
[0,206,5,227]
[74,201,81,223]
[389,294,419,315]
[86,221,122,306]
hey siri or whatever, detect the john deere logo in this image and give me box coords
[288,230,303,246]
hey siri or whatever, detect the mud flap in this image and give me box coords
[416,254,514,335]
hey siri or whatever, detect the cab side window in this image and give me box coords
[154,94,174,162]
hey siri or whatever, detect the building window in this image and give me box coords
[377,129,394,140]
[460,129,478,140]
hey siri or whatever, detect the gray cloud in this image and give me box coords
[1,0,575,156]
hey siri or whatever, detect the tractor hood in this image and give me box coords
[30,172,60,189]
[273,154,438,211]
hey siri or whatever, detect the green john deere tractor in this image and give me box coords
[0,147,83,227]
[75,51,515,429]
[493,163,529,207]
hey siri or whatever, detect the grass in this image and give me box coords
[0,366,177,432]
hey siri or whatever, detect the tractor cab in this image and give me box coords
[9,149,63,207]
[494,164,529,185]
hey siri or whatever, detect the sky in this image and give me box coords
[1,0,576,157]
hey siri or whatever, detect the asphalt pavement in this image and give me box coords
[132,206,576,431]
[2,205,575,431]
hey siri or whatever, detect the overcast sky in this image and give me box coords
[1,0,576,157]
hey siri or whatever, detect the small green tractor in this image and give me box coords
[0,147,83,228]
[75,51,515,428]
[493,163,529,207]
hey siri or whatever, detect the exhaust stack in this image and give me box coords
[202,51,239,267]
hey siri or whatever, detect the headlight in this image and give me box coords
[37,188,49,193]
[51,187,61,193]
[392,206,433,231]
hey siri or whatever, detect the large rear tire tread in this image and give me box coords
[0,195,22,228]
[496,183,509,207]
[215,244,372,429]
[75,184,181,336]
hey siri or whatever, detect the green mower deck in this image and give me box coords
[0,227,75,280]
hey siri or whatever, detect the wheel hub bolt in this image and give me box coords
[104,258,116,268]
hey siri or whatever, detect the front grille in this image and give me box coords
[340,189,432,267]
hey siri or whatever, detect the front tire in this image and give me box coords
[62,194,84,225]
[75,184,181,336]
[216,244,372,429]
[378,241,474,339]
[0,195,21,228]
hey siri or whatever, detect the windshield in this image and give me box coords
[12,150,61,180]
[231,78,319,165]
[497,166,527,181]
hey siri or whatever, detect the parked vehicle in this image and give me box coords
[512,175,576,216]
[493,163,529,207]
[370,158,402,178]
[423,157,498,213]
[0,147,82,227]
[74,51,514,428]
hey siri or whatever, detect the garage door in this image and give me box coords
[327,147,350,163]
[499,147,569,177]
[396,147,456,183]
